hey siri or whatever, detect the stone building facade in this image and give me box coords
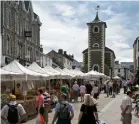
[133,36,139,72]
[1,1,42,66]
[82,11,116,76]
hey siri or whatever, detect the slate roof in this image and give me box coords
[82,48,88,53]
[87,12,107,28]
[133,36,139,46]
[34,13,38,19]
[82,47,116,59]
[105,47,116,59]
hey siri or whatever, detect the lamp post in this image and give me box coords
[124,68,127,80]
[109,67,112,80]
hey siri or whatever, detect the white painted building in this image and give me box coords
[133,36,139,72]
[63,56,72,69]
[40,53,52,67]
[114,61,134,80]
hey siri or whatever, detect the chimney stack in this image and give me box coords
[58,49,63,54]
[115,61,119,65]
[64,51,67,55]
[71,54,74,59]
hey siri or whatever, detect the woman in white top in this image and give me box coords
[80,83,86,102]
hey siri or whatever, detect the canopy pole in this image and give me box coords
[45,80,47,88]
[49,80,51,93]
[13,80,15,95]
[69,79,71,102]
[24,74,27,103]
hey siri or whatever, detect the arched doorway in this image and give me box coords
[93,64,99,72]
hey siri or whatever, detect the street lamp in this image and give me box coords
[124,68,127,80]
[109,67,112,79]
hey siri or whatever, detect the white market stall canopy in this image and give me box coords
[86,70,100,79]
[94,71,106,78]
[27,62,50,79]
[63,68,82,78]
[70,69,86,78]
[43,65,62,79]
[0,68,22,81]
[2,60,47,80]
[113,76,121,79]
[55,67,72,79]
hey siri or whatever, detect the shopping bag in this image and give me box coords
[35,114,45,124]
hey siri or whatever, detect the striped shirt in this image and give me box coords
[43,92,51,107]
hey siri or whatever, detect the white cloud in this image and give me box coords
[33,2,88,61]
[53,3,75,17]
[32,2,139,63]
[102,6,115,16]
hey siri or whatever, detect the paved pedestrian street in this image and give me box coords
[23,93,139,124]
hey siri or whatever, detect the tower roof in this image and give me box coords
[87,5,107,28]
[92,12,101,23]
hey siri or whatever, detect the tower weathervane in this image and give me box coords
[95,5,100,12]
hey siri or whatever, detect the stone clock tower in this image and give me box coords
[87,6,107,73]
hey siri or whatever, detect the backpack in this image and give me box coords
[7,104,19,123]
[57,102,70,120]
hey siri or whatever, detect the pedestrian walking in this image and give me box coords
[35,88,45,116]
[109,80,113,95]
[120,91,133,124]
[42,87,51,124]
[134,94,139,116]
[123,80,128,94]
[72,81,79,102]
[51,93,74,124]
[92,84,99,100]
[78,83,98,124]
[80,83,86,102]
[61,82,69,100]
[106,82,110,97]
[112,81,117,98]
[1,94,26,124]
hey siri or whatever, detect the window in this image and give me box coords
[17,15,19,34]
[93,26,99,33]
[138,40,139,51]
[118,69,120,73]
[93,64,99,72]
[6,9,10,28]
[93,43,99,47]
[6,35,10,54]
[138,57,139,68]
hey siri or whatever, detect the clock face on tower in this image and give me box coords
[93,37,99,41]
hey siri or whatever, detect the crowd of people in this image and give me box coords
[1,79,139,124]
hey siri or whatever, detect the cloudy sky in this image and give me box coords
[32,1,139,62]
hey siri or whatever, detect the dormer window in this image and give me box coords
[93,43,99,47]
[93,26,99,33]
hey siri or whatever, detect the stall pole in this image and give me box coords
[23,74,27,103]
[13,80,16,95]
[48,80,51,93]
